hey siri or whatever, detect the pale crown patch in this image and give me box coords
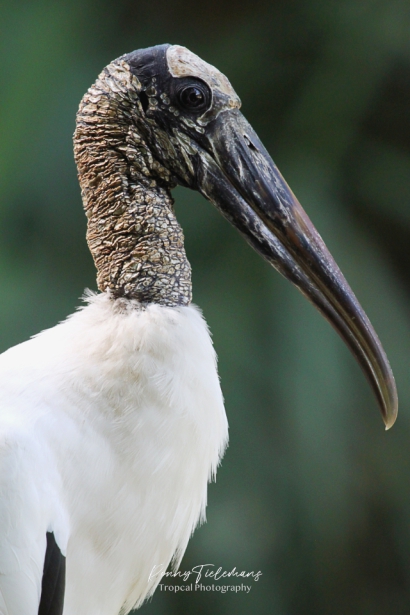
[166,45,241,109]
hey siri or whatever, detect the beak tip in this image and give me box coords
[383,394,398,431]
[384,410,398,431]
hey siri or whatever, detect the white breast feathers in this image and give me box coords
[0,292,228,614]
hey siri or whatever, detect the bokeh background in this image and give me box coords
[2,1,410,613]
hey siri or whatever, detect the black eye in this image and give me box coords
[177,83,210,112]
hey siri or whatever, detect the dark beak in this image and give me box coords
[196,109,398,429]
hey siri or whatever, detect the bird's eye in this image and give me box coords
[177,83,210,112]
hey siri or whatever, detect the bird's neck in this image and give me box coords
[73,61,192,306]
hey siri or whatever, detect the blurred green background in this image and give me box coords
[2,1,410,613]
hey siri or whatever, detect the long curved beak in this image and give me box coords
[196,109,398,429]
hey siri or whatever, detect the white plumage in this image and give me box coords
[0,293,227,613]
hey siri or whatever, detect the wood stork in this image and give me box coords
[0,44,397,615]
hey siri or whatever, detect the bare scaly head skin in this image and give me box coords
[74,45,240,306]
[74,59,192,306]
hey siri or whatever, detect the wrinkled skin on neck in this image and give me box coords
[74,60,192,306]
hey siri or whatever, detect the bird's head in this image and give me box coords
[75,44,397,429]
[121,44,242,189]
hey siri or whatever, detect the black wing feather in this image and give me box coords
[38,532,66,615]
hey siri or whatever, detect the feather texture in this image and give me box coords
[0,292,228,614]
[38,533,65,615]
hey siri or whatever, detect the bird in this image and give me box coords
[0,44,398,615]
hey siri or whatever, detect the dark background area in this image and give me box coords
[2,1,410,613]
